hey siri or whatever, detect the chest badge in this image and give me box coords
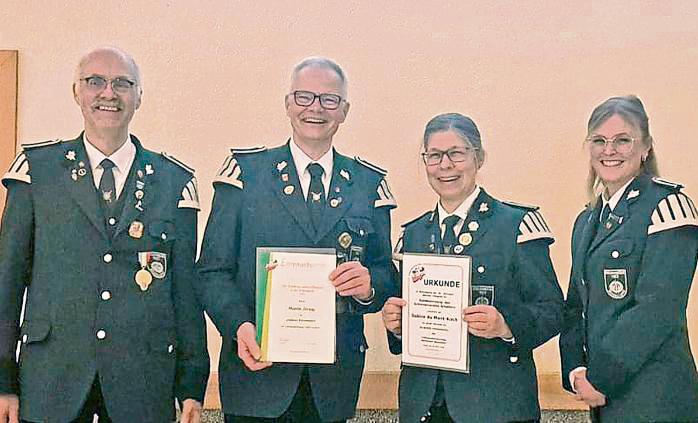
[458,233,473,246]
[338,232,353,249]
[129,221,144,239]
[604,269,628,299]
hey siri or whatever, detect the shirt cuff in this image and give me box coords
[500,336,516,344]
[569,366,587,393]
[352,287,375,305]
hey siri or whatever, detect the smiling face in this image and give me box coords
[285,65,349,153]
[588,113,650,197]
[424,130,481,212]
[73,49,142,138]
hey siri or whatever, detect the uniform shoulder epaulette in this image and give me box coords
[355,156,387,175]
[402,211,432,228]
[231,146,267,155]
[214,152,245,189]
[21,139,62,150]
[2,151,31,185]
[502,200,539,211]
[161,152,195,174]
[651,177,683,190]
[178,176,200,210]
[517,209,554,244]
[647,191,698,235]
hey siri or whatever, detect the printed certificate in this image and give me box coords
[401,253,471,372]
[256,248,336,363]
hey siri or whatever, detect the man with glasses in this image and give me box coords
[0,47,208,423]
[198,57,397,422]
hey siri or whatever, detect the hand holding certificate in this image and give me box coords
[401,253,471,372]
[256,248,337,364]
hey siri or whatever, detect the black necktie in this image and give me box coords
[442,215,460,254]
[99,159,117,209]
[306,163,326,230]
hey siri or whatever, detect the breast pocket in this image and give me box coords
[472,252,506,306]
[601,238,635,261]
[148,220,177,246]
[18,319,51,366]
[134,220,178,283]
[337,217,375,263]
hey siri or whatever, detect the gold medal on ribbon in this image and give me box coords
[135,269,153,291]
[136,252,153,291]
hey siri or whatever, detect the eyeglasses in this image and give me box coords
[80,76,137,94]
[421,147,477,166]
[289,90,343,110]
[586,134,635,154]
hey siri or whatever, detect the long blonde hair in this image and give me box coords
[585,95,659,207]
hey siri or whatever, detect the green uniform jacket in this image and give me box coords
[0,134,209,423]
[560,173,698,422]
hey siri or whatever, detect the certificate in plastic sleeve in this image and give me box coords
[256,247,336,363]
[401,253,471,372]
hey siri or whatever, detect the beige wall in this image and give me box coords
[2,1,697,378]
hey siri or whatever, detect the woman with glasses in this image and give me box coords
[382,113,564,422]
[559,95,698,422]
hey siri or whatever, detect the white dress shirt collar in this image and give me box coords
[602,177,635,212]
[437,186,481,236]
[83,134,136,198]
[289,138,334,198]
[437,186,481,226]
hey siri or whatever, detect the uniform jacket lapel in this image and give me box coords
[571,206,598,308]
[61,135,108,240]
[313,152,353,243]
[113,136,158,239]
[588,177,643,253]
[457,189,495,254]
[414,208,441,253]
[575,205,601,260]
[269,143,315,240]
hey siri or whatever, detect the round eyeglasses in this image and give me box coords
[80,76,136,94]
[586,134,635,154]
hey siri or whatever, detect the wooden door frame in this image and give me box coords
[0,50,18,213]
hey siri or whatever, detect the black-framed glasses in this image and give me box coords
[586,134,635,154]
[289,90,343,110]
[80,76,137,94]
[421,147,477,166]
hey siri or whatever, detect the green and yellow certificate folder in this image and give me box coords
[256,247,337,364]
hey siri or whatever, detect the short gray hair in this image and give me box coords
[74,47,142,88]
[423,113,485,164]
[290,56,347,97]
